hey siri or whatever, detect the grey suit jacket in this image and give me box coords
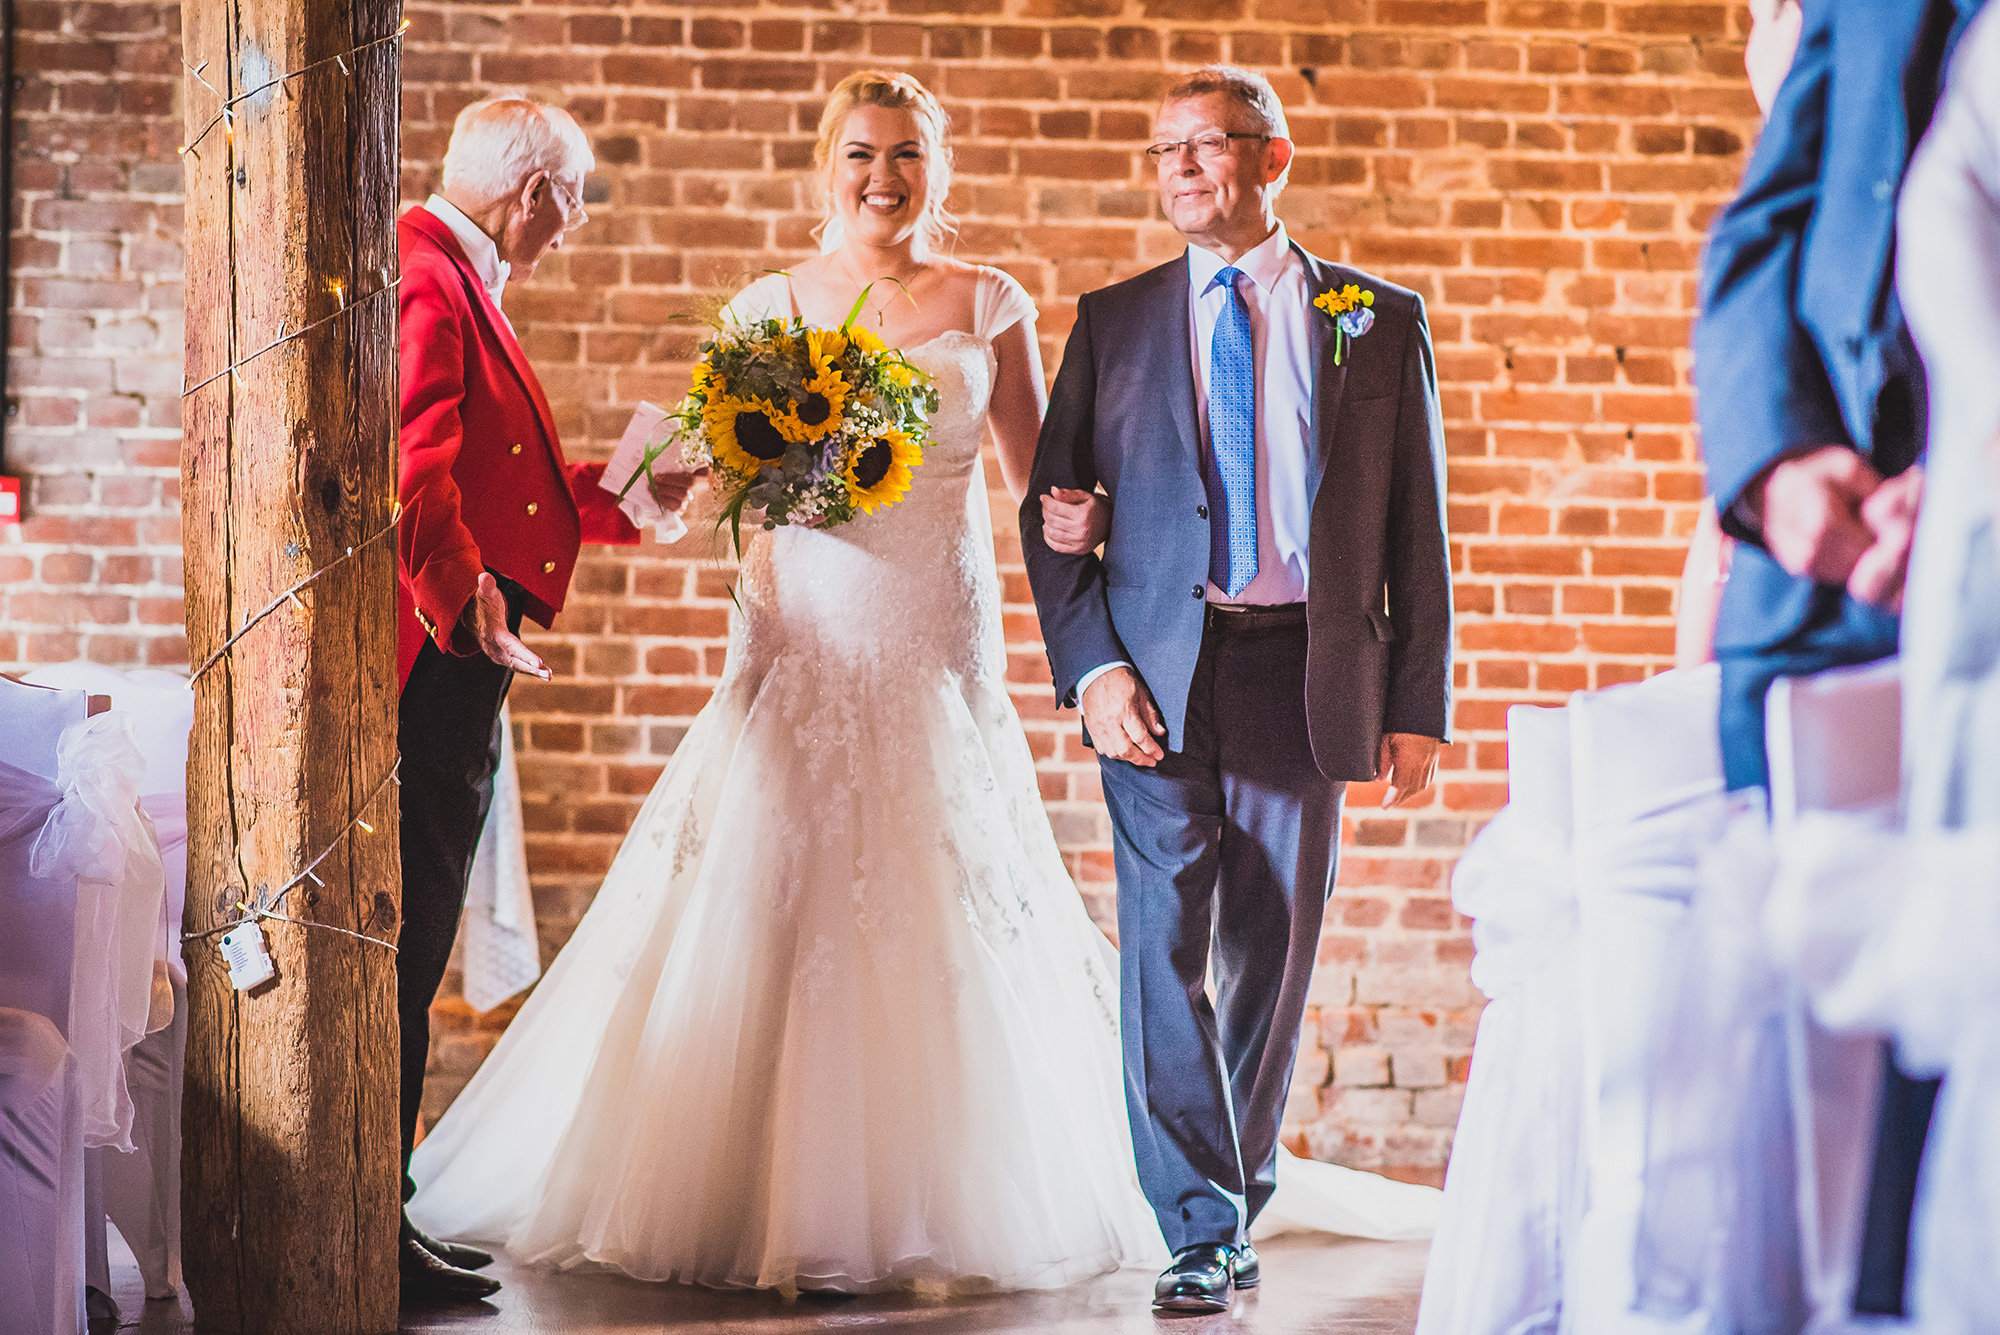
[1020,243,1452,782]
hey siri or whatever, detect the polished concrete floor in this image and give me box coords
[111,1232,1429,1333]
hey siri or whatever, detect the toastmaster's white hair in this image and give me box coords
[441,97,595,208]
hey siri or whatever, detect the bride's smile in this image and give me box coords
[831,106,931,251]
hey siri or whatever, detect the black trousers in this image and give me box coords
[396,577,521,1201]
[1853,1058,1941,1316]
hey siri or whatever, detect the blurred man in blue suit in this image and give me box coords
[1695,0,1987,1316]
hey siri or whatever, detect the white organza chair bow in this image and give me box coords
[24,663,193,1302]
[1415,703,1584,1335]
[1564,666,1726,1335]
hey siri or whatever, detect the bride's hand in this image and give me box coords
[648,467,705,516]
[1041,488,1111,554]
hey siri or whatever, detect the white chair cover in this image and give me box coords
[1565,666,1725,1335]
[1632,802,1806,1335]
[1415,704,1584,1335]
[0,678,92,1335]
[1764,661,1903,1335]
[23,664,192,1300]
[1766,810,2000,1334]
[0,1010,84,1335]
[461,705,542,1013]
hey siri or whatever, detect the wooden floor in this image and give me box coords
[112,1233,1429,1334]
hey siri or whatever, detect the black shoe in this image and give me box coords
[1153,1243,1234,1314]
[400,1227,501,1302]
[1230,1241,1260,1289]
[404,1210,494,1271]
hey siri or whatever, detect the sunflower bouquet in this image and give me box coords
[621,290,938,549]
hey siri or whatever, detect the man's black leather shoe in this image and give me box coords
[1153,1243,1234,1314]
[400,1226,501,1301]
[1230,1241,1260,1289]
[404,1211,494,1271]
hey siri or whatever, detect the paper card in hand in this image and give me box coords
[600,400,687,543]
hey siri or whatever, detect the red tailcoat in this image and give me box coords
[396,205,639,691]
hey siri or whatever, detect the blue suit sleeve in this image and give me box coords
[1695,0,1852,541]
[1019,296,1131,707]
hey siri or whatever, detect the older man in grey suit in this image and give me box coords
[1021,66,1453,1315]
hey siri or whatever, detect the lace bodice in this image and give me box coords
[720,271,1034,688]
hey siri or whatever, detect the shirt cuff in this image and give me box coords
[1075,661,1132,700]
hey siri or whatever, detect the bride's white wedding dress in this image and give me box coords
[407,267,1438,1293]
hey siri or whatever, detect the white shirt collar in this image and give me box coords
[1188,221,1293,297]
[424,193,511,302]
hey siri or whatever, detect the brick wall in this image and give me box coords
[2,0,186,668]
[3,0,1761,1176]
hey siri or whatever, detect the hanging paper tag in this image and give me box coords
[219,918,276,991]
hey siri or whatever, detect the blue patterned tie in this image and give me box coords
[1206,266,1257,598]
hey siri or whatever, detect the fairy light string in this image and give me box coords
[179,21,411,964]
[184,505,401,686]
[180,760,403,954]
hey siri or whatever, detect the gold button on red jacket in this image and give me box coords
[395,205,640,691]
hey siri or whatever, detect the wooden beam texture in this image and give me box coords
[180,1,401,1329]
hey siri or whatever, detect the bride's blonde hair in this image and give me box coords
[812,70,957,256]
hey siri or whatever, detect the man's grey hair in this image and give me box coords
[441,97,594,208]
[1163,65,1291,141]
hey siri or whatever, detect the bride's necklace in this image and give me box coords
[830,253,926,325]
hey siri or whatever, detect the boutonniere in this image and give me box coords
[1313,284,1376,365]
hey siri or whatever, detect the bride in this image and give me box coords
[408,68,1436,1295]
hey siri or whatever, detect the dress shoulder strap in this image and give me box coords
[973,267,1038,343]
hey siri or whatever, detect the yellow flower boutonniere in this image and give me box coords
[1312,284,1377,366]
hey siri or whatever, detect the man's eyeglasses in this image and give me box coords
[1144,132,1271,163]
[544,174,589,233]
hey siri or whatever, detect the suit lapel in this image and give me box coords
[1297,246,1349,503]
[407,207,563,461]
[1158,256,1203,475]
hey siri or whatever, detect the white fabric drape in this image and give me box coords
[461,706,542,1014]
[1415,805,1585,1335]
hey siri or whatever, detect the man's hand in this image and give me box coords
[463,572,551,679]
[1750,445,1884,585]
[1041,487,1112,555]
[1847,465,1923,610]
[648,467,703,516]
[1080,665,1167,767]
[1376,733,1440,808]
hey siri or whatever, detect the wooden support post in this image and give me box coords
[179,2,401,1330]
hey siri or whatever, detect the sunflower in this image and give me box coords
[844,324,887,355]
[705,394,791,479]
[807,327,849,378]
[843,426,923,513]
[772,366,850,444]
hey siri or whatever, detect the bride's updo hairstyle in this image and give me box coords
[813,70,957,256]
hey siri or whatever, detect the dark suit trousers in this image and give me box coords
[395,576,522,1200]
[1097,607,1342,1253]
